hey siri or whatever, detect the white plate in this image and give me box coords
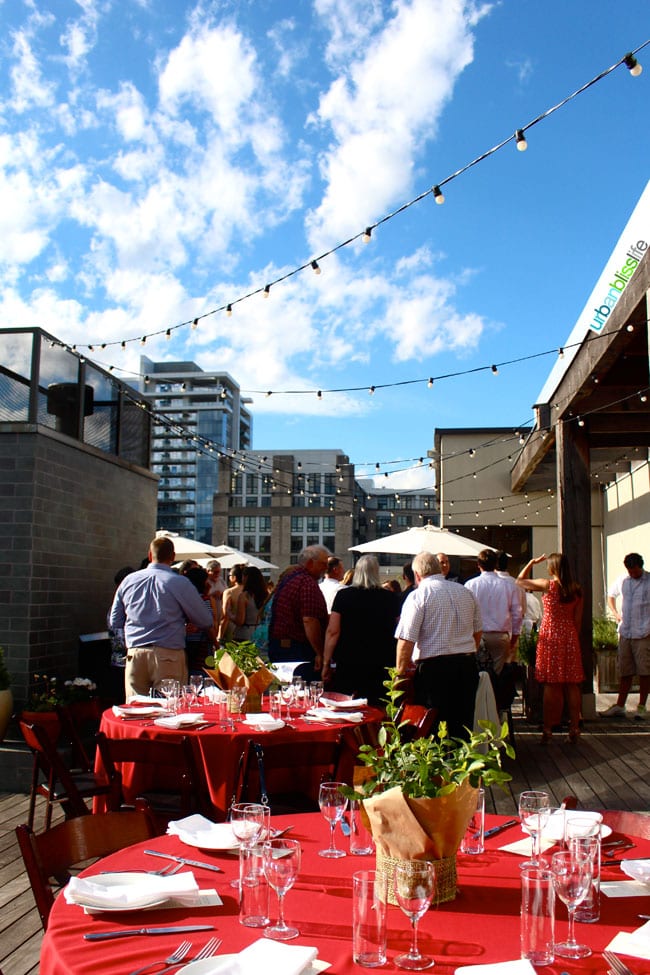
[320,696,367,710]
[154,714,206,729]
[543,811,612,842]
[73,873,168,912]
[176,823,239,850]
[177,955,330,975]
[113,705,165,718]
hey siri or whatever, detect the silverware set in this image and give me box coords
[604,949,638,975]
[128,936,222,975]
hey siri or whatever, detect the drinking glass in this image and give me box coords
[159,678,180,713]
[318,781,348,858]
[280,683,294,718]
[550,850,592,958]
[269,690,283,720]
[393,860,436,970]
[310,681,325,708]
[263,838,301,940]
[519,790,551,868]
[292,677,307,710]
[229,685,247,718]
[181,684,196,712]
[189,673,203,705]
[230,802,266,890]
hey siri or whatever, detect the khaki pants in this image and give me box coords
[482,632,510,675]
[124,645,188,698]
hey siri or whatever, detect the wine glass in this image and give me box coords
[551,850,592,958]
[310,681,324,708]
[318,781,348,858]
[159,678,180,713]
[393,860,436,970]
[518,790,551,868]
[280,683,294,719]
[189,673,203,705]
[230,802,266,889]
[263,838,301,940]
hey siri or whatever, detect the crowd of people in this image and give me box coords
[108,535,650,745]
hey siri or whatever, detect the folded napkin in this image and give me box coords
[621,859,650,884]
[605,920,650,960]
[128,694,166,704]
[320,696,367,709]
[305,708,364,723]
[456,961,536,975]
[168,813,238,849]
[153,713,205,729]
[499,835,556,857]
[113,702,165,717]
[203,685,227,703]
[217,938,318,975]
[246,718,285,732]
[244,713,279,724]
[65,871,199,910]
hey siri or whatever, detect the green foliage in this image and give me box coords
[25,674,97,711]
[347,669,514,800]
[593,616,618,651]
[517,627,538,667]
[0,648,10,691]
[205,640,275,677]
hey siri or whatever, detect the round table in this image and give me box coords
[40,812,650,975]
[97,704,384,819]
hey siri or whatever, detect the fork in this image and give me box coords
[604,949,637,975]
[192,937,222,962]
[127,940,192,975]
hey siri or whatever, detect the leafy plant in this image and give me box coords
[0,647,10,692]
[347,670,514,800]
[205,640,274,677]
[25,674,97,711]
[593,616,618,651]
[517,626,538,667]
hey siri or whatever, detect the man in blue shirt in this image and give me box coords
[110,535,216,698]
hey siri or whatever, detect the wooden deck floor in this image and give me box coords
[2,703,649,975]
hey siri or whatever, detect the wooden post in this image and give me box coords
[556,418,595,716]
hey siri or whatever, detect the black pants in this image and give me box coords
[414,653,479,741]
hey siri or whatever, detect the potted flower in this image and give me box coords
[21,674,65,740]
[204,641,275,713]
[593,617,621,693]
[0,647,13,742]
[348,670,514,904]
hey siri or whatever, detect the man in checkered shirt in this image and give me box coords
[395,551,483,740]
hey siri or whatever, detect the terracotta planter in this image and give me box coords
[0,688,13,742]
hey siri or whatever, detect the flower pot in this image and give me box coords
[0,688,13,742]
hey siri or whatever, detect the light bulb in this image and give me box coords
[263,285,270,298]
[515,129,528,151]
[433,185,445,205]
[362,227,372,243]
[369,386,375,395]
[624,53,643,76]
[311,260,321,274]
[226,304,233,316]
[192,318,198,329]
[427,377,434,388]
[491,364,498,374]
[166,329,171,340]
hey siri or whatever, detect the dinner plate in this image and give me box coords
[113,704,165,718]
[320,696,367,710]
[154,713,206,729]
[73,873,168,912]
[177,955,330,975]
[543,811,612,842]
[176,823,239,851]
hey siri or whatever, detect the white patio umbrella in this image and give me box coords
[154,530,226,562]
[195,544,278,571]
[349,524,495,558]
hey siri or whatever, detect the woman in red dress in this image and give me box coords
[517,553,584,744]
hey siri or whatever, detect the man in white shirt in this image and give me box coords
[603,552,650,719]
[465,549,523,675]
[319,556,346,613]
[395,551,482,740]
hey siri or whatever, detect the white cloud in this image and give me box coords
[9,31,56,112]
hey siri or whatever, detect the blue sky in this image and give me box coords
[1,0,648,490]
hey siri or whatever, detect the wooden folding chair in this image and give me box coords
[19,720,117,830]
[16,801,158,930]
[234,734,344,814]
[395,703,436,742]
[56,698,103,772]
[95,731,209,827]
[601,810,650,839]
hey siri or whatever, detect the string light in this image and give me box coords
[433,185,445,204]
[226,304,233,316]
[558,347,564,358]
[427,378,434,388]
[311,260,321,275]
[263,285,271,298]
[362,227,373,243]
[166,329,171,340]
[191,318,199,330]
[515,129,528,151]
[624,53,643,76]
[369,386,375,395]
[491,364,499,375]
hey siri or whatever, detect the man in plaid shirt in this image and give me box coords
[268,545,330,681]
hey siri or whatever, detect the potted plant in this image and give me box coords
[204,640,275,713]
[0,647,13,742]
[348,670,514,903]
[593,616,621,693]
[517,626,542,723]
[21,674,98,741]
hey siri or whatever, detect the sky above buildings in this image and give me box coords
[1,0,649,492]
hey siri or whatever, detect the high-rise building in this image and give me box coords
[141,357,252,542]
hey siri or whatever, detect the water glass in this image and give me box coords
[310,681,324,707]
[460,788,485,855]
[159,678,180,713]
[269,690,283,720]
[352,870,387,967]
[566,818,601,923]
[350,799,375,856]
[520,865,555,966]
[239,845,270,927]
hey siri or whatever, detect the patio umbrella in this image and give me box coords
[154,530,226,562]
[349,524,495,558]
[187,544,278,571]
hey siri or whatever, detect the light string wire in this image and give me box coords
[56,41,649,356]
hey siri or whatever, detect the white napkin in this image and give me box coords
[621,859,650,884]
[305,708,364,723]
[168,813,238,849]
[456,960,536,975]
[113,702,165,717]
[203,685,227,703]
[153,713,205,729]
[246,718,285,732]
[65,871,199,909]
[244,713,279,724]
[320,696,367,709]
[217,938,319,975]
[605,920,650,960]
[499,835,556,857]
[602,880,650,898]
[128,694,166,704]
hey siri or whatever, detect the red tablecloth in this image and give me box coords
[96,705,384,819]
[40,812,650,975]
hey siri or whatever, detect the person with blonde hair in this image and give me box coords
[517,552,583,744]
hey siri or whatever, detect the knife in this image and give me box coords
[603,856,650,866]
[84,925,215,941]
[484,819,519,839]
[143,850,223,872]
